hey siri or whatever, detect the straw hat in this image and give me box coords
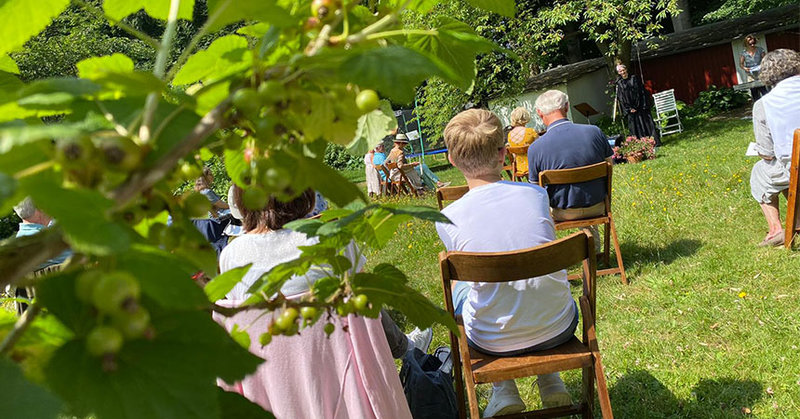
[394,133,410,143]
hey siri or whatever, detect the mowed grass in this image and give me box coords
[362,117,800,418]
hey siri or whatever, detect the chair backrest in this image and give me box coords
[538,161,612,212]
[653,89,677,114]
[436,185,469,210]
[439,230,597,315]
[506,145,528,156]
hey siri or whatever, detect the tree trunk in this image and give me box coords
[671,0,692,33]
[564,22,583,64]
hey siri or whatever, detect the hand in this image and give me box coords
[411,161,420,166]
[630,109,636,113]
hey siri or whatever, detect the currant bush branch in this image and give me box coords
[0,304,41,356]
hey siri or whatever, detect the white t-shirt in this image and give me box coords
[219,230,365,301]
[435,181,575,353]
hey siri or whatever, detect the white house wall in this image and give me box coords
[565,68,612,123]
[488,84,569,132]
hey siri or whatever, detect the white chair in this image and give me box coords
[652,89,683,136]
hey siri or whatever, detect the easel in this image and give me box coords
[784,129,800,248]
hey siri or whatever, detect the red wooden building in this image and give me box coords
[638,5,799,103]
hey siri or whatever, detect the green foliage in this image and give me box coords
[325,143,364,171]
[0,0,515,417]
[691,0,797,24]
[688,85,750,117]
[0,212,21,240]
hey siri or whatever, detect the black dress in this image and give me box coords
[615,75,661,146]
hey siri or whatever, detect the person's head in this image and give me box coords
[393,133,410,148]
[443,109,505,179]
[744,34,758,47]
[509,107,531,127]
[374,143,385,153]
[233,186,315,232]
[194,167,214,192]
[534,90,569,123]
[616,64,628,79]
[13,197,51,225]
[759,49,800,87]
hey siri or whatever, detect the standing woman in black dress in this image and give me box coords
[615,64,661,146]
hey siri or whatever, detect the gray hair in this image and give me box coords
[534,90,569,115]
[509,107,531,127]
[13,197,36,219]
[760,49,800,87]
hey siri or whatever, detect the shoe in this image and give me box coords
[436,181,452,189]
[406,327,433,353]
[758,230,784,247]
[535,373,571,408]
[433,345,452,375]
[483,381,525,417]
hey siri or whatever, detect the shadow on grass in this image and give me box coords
[617,238,703,270]
[607,369,762,417]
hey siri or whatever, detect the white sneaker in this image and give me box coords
[433,345,452,375]
[536,373,571,408]
[483,380,525,417]
[406,327,432,353]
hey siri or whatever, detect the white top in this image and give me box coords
[761,75,800,160]
[435,181,575,353]
[219,230,365,301]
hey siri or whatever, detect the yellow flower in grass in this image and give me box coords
[738,291,747,298]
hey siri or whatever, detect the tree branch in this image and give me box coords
[111,99,231,209]
[0,229,69,289]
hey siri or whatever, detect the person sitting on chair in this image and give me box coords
[749,49,800,246]
[528,90,613,250]
[506,106,538,176]
[435,108,578,417]
[387,133,449,191]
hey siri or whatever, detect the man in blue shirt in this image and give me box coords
[14,197,71,268]
[528,90,613,244]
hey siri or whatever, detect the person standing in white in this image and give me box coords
[435,109,578,417]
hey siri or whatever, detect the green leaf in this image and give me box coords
[0,54,20,74]
[173,35,252,86]
[341,46,447,103]
[383,0,439,13]
[205,264,252,302]
[0,358,64,419]
[218,388,275,419]
[230,324,251,349]
[18,172,131,255]
[291,153,365,207]
[36,270,97,335]
[0,0,70,57]
[366,208,410,249]
[76,53,134,79]
[44,311,262,419]
[352,266,457,332]
[104,0,195,21]
[224,144,248,187]
[347,100,397,156]
[117,244,211,310]
[463,0,515,17]
[383,204,451,223]
[0,172,17,207]
[205,0,294,32]
[408,17,496,90]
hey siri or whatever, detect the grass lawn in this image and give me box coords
[365,115,800,417]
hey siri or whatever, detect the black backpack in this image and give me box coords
[399,348,458,419]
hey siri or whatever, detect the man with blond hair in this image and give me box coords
[528,90,613,245]
[435,108,576,417]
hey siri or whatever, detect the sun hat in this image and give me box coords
[394,133,410,143]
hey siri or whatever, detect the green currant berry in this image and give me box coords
[160,226,183,250]
[112,306,150,339]
[355,89,380,113]
[300,306,318,320]
[75,270,103,304]
[259,332,272,346]
[99,136,142,172]
[352,294,369,311]
[275,311,296,331]
[257,81,286,103]
[86,326,124,357]
[183,192,210,218]
[336,299,355,317]
[232,88,261,118]
[180,162,202,180]
[92,271,140,314]
[324,322,335,336]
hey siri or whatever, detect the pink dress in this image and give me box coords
[214,302,412,419]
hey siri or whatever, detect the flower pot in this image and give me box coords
[626,154,643,164]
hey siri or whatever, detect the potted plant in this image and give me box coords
[613,136,656,163]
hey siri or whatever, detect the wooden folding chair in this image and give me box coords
[374,164,394,195]
[436,185,469,210]
[507,145,530,182]
[785,129,800,249]
[539,161,627,285]
[502,147,514,181]
[385,162,421,197]
[439,231,613,419]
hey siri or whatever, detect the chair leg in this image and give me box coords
[582,365,594,419]
[608,216,628,285]
[594,353,614,419]
[603,222,611,267]
[452,357,468,419]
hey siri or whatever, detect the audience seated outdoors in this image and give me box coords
[506,106,539,178]
[528,90,614,250]
[364,146,382,196]
[214,186,432,418]
[387,133,449,192]
[749,49,800,247]
[435,109,577,416]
